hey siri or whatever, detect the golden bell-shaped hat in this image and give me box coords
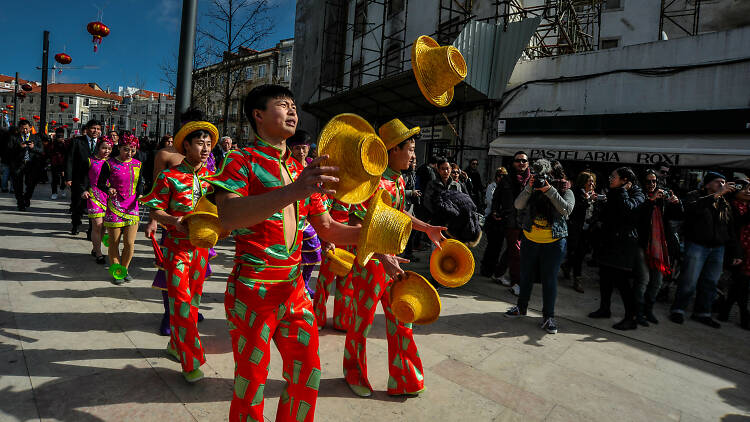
[318,113,388,205]
[356,189,412,266]
[429,239,475,288]
[325,248,356,277]
[389,271,441,325]
[378,118,420,150]
[411,35,468,107]
[182,196,222,249]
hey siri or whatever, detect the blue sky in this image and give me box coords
[0,0,296,93]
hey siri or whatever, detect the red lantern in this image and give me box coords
[111,106,118,111]
[33,115,40,121]
[1,110,6,114]
[72,117,80,123]
[54,53,72,74]
[141,123,148,128]
[59,101,69,112]
[50,120,57,125]
[131,127,136,132]
[21,83,33,92]
[6,105,13,110]
[87,21,110,52]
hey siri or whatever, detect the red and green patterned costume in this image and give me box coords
[313,198,354,331]
[343,166,425,395]
[139,160,213,374]
[205,137,327,422]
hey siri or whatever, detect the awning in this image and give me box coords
[489,134,750,168]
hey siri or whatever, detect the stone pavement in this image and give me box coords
[1,184,749,422]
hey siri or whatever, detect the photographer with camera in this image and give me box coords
[636,169,683,325]
[11,120,44,211]
[669,171,735,328]
[504,159,574,334]
[588,167,646,330]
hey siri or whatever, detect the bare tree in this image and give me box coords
[200,0,275,134]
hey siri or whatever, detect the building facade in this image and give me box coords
[192,38,294,145]
[293,0,750,187]
[89,89,176,138]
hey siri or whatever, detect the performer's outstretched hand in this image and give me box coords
[425,225,447,249]
[376,254,409,278]
[145,219,158,238]
[290,155,339,198]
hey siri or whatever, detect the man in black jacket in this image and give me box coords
[669,171,736,328]
[12,120,44,210]
[66,119,102,235]
[496,151,530,294]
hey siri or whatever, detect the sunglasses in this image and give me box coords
[451,170,460,174]
[645,179,657,184]
[514,159,528,163]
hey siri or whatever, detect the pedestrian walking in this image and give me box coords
[11,120,44,211]
[669,171,735,328]
[66,119,102,236]
[497,151,531,295]
[504,159,574,334]
[83,137,113,264]
[561,171,598,293]
[480,167,508,279]
[49,128,68,200]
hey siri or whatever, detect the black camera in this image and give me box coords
[532,173,549,189]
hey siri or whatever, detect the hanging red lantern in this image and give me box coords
[6,105,13,110]
[50,120,57,125]
[131,127,136,132]
[63,124,69,128]
[72,117,80,123]
[33,115,40,121]
[54,53,72,74]
[1,110,6,114]
[21,83,33,92]
[111,106,118,111]
[141,123,148,128]
[87,21,110,52]
[59,101,69,112]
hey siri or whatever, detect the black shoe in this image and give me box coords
[588,308,611,319]
[90,250,97,257]
[71,226,80,235]
[645,310,659,324]
[17,205,26,211]
[669,312,684,324]
[690,314,721,329]
[198,312,205,322]
[717,311,729,322]
[24,199,30,208]
[636,315,650,327]
[96,255,106,265]
[613,318,638,330]
[1,189,7,193]
[560,263,570,279]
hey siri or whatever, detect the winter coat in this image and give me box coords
[596,185,647,271]
[430,189,482,245]
[514,183,575,239]
[681,189,734,247]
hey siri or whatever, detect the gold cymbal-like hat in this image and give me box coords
[182,196,223,249]
[356,189,412,266]
[325,248,356,277]
[174,121,219,155]
[389,271,441,324]
[411,35,467,107]
[429,239,475,288]
[378,118,420,150]
[318,113,388,205]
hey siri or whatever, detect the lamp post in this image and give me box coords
[174,0,198,131]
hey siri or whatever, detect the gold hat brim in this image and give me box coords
[383,126,421,151]
[411,35,455,108]
[174,121,219,155]
[429,239,475,288]
[390,271,441,324]
[318,113,384,205]
[326,248,356,276]
[356,190,412,266]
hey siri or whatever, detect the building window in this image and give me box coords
[258,64,266,78]
[600,38,620,49]
[354,0,367,38]
[50,96,55,104]
[29,96,33,104]
[604,0,622,10]
[84,98,89,106]
[245,66,253,80]
[387,0,404,16]
[68,96,73,104]
[385,42,402,76]
[350,60,363,89]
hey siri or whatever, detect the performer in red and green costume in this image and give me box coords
[313,197,355,331]
[140,118,218,383]
[207,84,364,422]
[343,118,446,398]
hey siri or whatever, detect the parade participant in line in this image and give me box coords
[206,84,363,422]
[97,134,142,284]
[288,129,322,296]
[83,137,113,264]
[49,128,68,200]
[11,120,44,211]
[343,118,446,398]
[67,119,102,237]
[141,118,218,383]
[313,197,354,331]
[149,123,211,336]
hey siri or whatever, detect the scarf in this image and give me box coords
[646,204,671,275]
[515,167,531,191]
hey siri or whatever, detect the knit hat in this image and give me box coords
[703,171,726,186]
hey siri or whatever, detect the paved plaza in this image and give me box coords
[1,185,749,422]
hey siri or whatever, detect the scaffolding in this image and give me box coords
[659,0,701,39]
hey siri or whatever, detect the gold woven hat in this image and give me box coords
[389,271,441,325]
[357,189,412,266]
[411,35,467,107]
[318,113,388,205]
[429,239,475,288]
[174,121,219,155]
[182,196,222,249]
[325,248,356,277]
[378,119,420,150]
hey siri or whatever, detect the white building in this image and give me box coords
[89,89,176,138]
